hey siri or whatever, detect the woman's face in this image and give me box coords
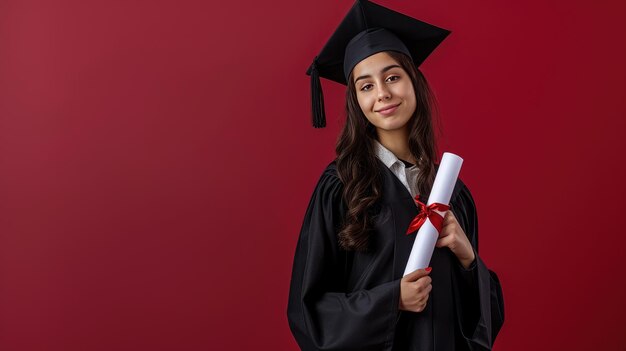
[352,52,416,134]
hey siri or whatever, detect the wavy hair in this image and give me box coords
[335,50,440,252]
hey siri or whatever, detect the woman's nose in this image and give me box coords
[377,84,391,101]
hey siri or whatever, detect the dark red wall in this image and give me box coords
[1,0,625,349]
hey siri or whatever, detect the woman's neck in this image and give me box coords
[377,127,416,164]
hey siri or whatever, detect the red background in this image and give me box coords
[1,0,625,349]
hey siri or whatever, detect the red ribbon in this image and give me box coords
[406,195,450,235]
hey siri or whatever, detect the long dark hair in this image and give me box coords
[335,50,440,252]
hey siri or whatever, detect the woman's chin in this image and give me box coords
[374,118,410,132]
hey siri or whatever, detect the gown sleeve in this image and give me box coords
[287,166,401,351]
[449,181,505,350]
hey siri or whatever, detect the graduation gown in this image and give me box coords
[287,159,505,351]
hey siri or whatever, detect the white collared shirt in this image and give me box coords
[373,139,420,199]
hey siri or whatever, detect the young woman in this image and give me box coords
[287,1,504,350]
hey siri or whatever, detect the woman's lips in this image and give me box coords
[377,103,400,116]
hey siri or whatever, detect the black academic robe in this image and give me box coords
[287,159,505,351]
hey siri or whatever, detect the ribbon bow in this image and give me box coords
[406,195,450,235]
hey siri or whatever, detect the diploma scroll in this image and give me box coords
[403,152,463,277]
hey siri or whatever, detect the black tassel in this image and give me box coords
[310,57,326,128]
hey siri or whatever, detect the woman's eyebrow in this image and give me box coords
[354,64,401,84]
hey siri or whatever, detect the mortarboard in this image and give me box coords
[306,0,451,128]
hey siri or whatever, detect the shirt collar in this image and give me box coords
[373,139,417,170]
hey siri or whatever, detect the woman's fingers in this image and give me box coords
[444,210,457,222]
[422,284,432,298]
[413,284,431,312]
[400,271,433,312]
[436,234,456,248]
[412,276,432,299]
[402,267,431,283]
[400,268,433,312]
[413,275,432,290]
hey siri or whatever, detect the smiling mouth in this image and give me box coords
[376,103,400,115]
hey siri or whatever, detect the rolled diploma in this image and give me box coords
[403,152,463,277]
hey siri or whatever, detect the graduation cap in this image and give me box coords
[306,0,451,128]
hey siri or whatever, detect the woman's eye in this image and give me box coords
[361,84,373,91]
[386,75,399,82]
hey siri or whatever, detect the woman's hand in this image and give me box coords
[399,268,432,312]
[436,211,475,269]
